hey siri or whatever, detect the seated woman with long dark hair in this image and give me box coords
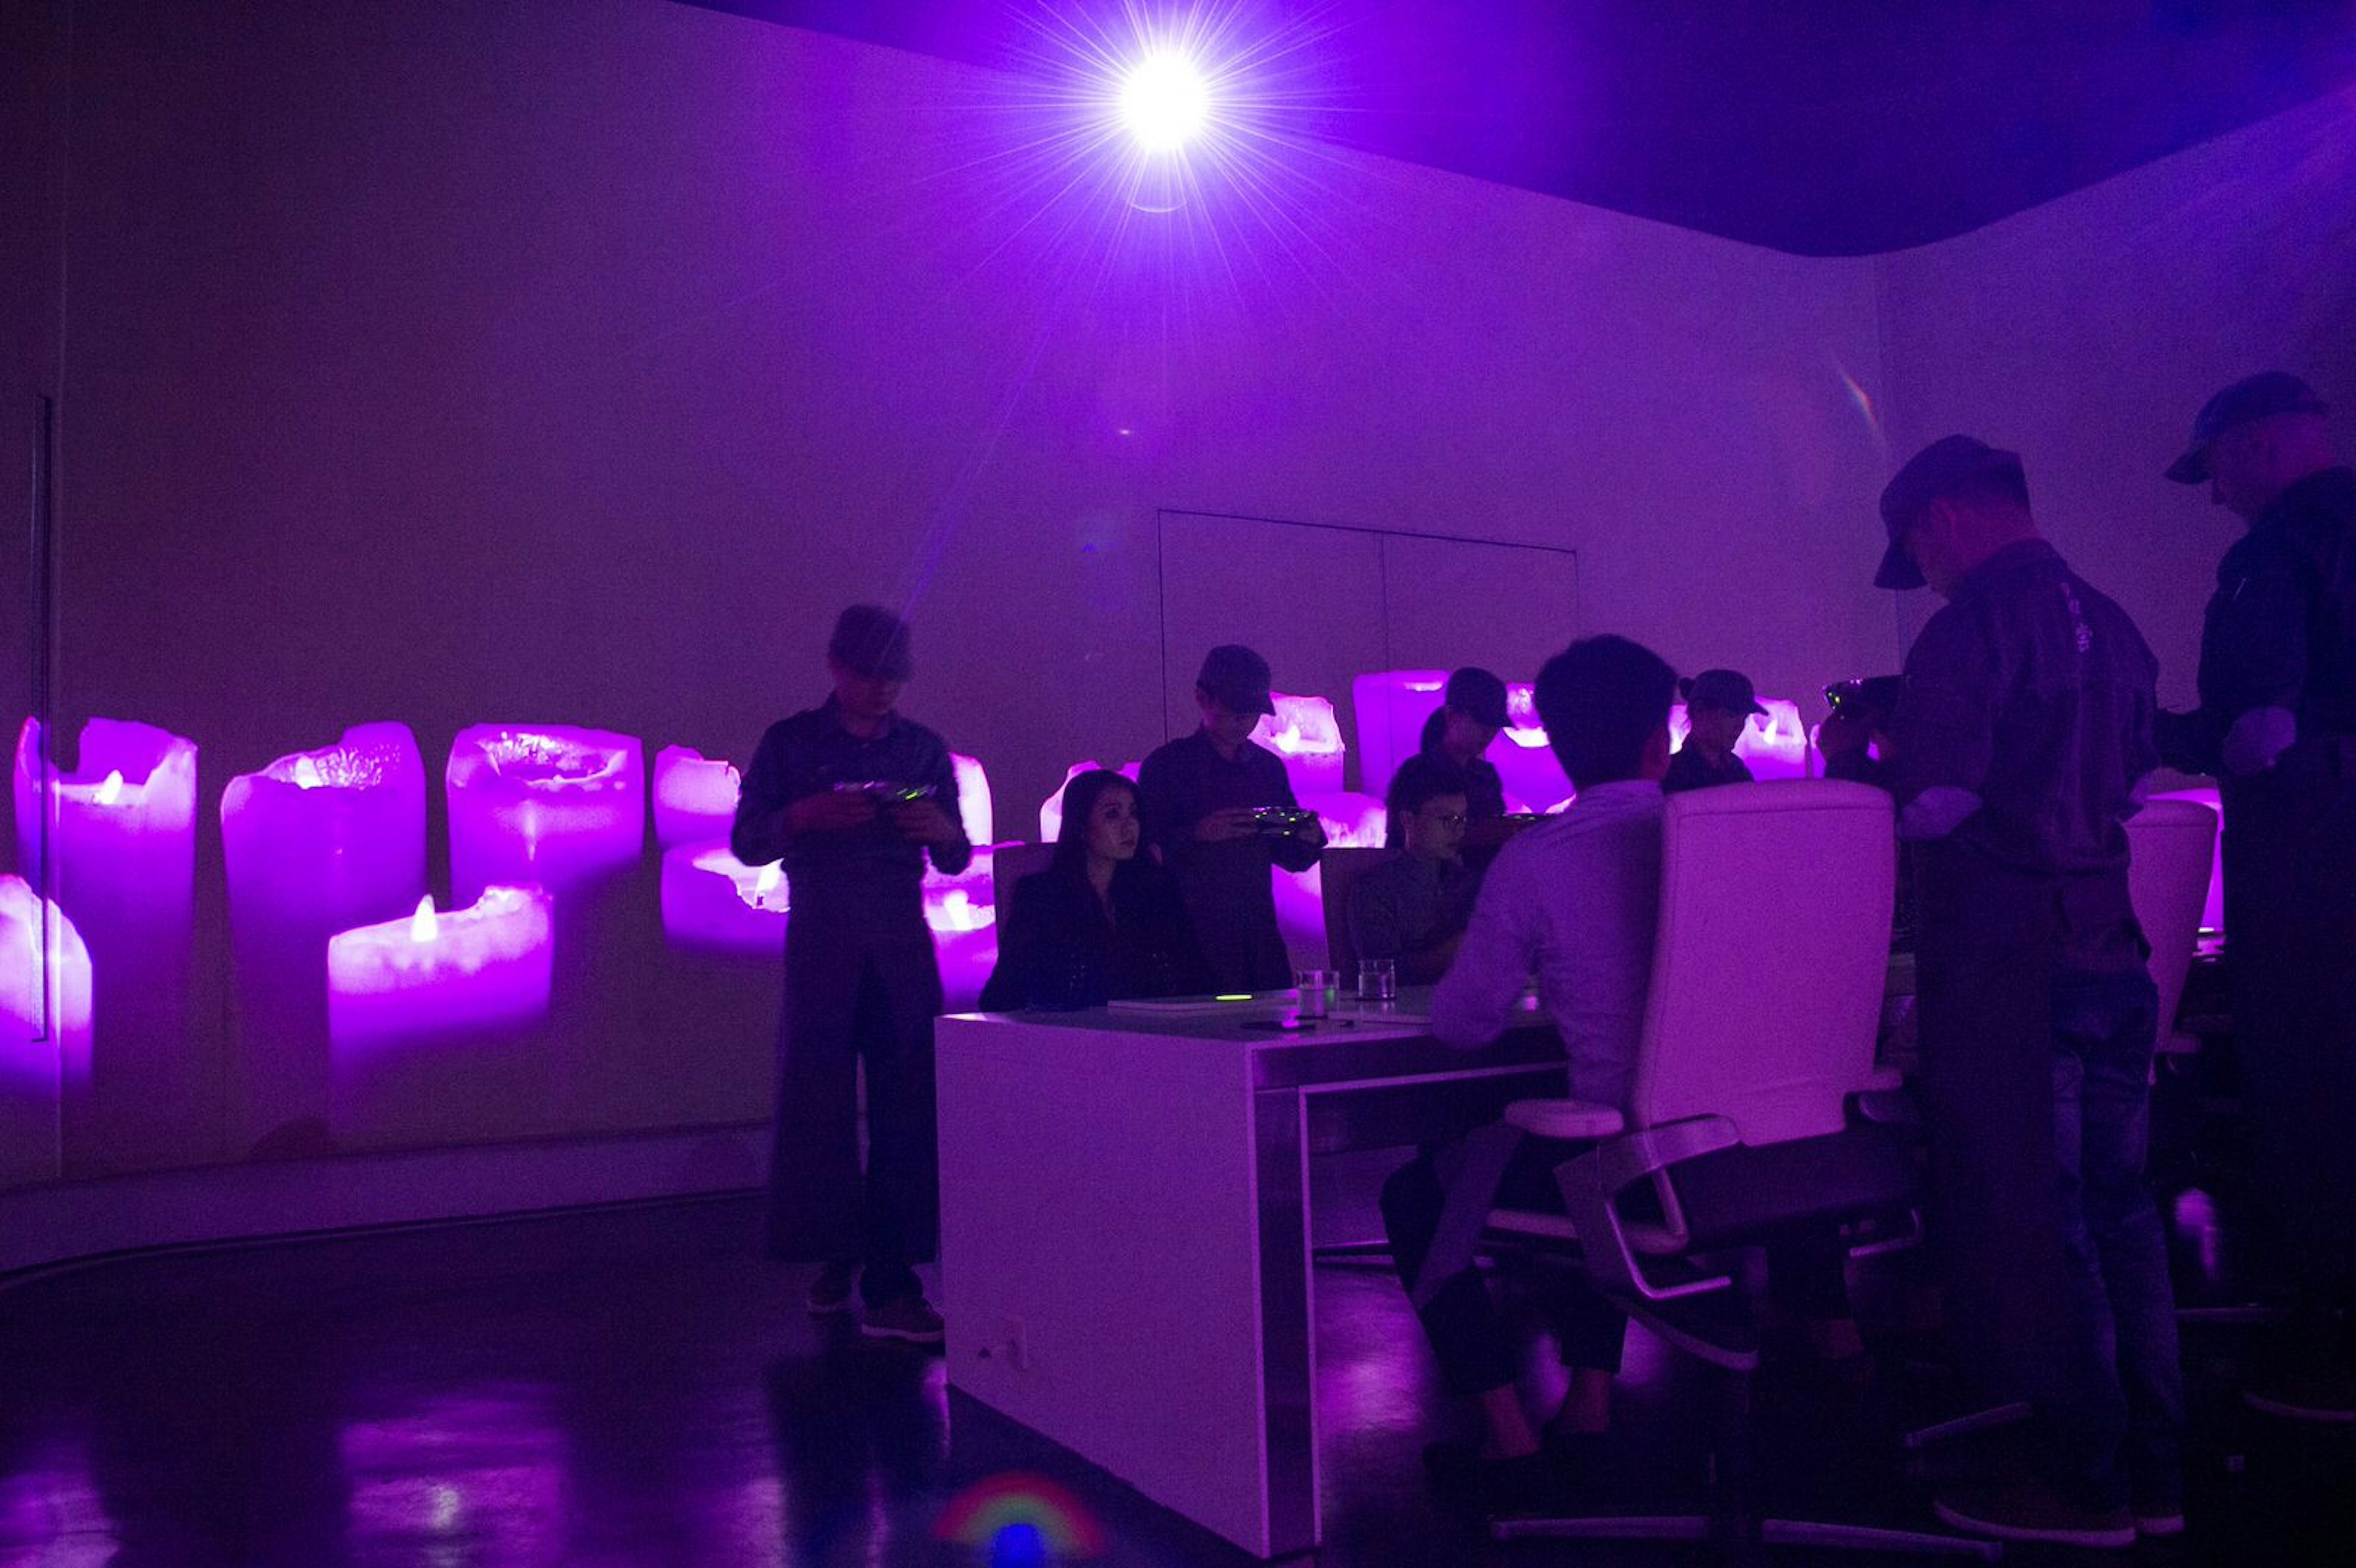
[980,769,1209,1010]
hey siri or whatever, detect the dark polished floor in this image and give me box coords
[3,1152,2354,1567]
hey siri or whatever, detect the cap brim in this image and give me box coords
[1746,701,1768,718]
[1874,539,1925,591]
[2164,445,2209,485]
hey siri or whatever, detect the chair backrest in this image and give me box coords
[1316,847,1393,977]
[2125,797,2219,1045]
[1627,781,1895,1147]
[990,842,1055,920]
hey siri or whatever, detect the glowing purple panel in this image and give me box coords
[659,842,787,955]
[1349,671,1447,801]
[1039,759,1141,842]
[0,875,90,1189]
[220,723,428,1146]
[1274,793,1388,969]
[1252,693,1345,797]
[12,716,199,1169]
[926,846,998,1013]
[652,745,742,850]
[445,726,645,902]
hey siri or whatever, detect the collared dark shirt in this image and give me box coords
[1661,743,1755,795]
[1892,537,2158,888]
[1347,851,1478,979]
[1136,729,1320,988]
[730,698,970,912]
[1383,748,1507,847]
[2168,466,2356,774]
[978,862,1207,1011]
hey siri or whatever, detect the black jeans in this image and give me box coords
[765,898,942,1307]
[1381,1139,1626,1397]
[1915,845,2180,1508]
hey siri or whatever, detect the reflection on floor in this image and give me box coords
[2,1167,2353,1566]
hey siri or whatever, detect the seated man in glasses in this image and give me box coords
[1350,761,1479,985]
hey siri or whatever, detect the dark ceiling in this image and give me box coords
[679,0,2356,255]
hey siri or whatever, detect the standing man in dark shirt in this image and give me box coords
[1385,667,1511,847]
[731,605,970,1346]
[1662,668,1763,794]
[1874,437,2181,1548]
[2157,372,2356,1421]
[1137,645,1325,990]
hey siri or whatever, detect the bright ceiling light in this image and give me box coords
[1118,51,1211,153]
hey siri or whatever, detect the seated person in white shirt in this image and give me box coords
[1348,762,1479,985]
[1379,634,1675,1512]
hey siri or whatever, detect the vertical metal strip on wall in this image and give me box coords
[27,395,56,1042]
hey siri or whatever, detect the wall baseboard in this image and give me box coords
[0,1122,770,1285]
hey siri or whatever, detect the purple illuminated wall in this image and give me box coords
[4,0,2347,1185]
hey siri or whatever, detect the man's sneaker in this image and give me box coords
[806,1259,859,1315]
[860,1294,945,1346]
[1933,1476,2135,1550]
[2241,1364,2356,1423]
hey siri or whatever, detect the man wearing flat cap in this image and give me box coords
[2157,372,2356,1423]
[1662,668,1765,794]
[732,603,970,1345]
[1874,437,2181,1548]
[1137,644,1326,990]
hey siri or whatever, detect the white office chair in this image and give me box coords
[2125,797,2219,1061]
[1484,782,1994,1560]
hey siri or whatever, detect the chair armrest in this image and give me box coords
[1553,1116,1741,1304]
[1503,1098,1626,1140]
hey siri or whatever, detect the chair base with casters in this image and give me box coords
[1489,1105,2001,1562]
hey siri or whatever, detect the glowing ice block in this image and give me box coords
[327,886,556,1145]
[652,745,741,850]
[948,753,993,848]
[1668,698,1812,781]
[2154,786,2226,938]
[220,722,428,1147]
[1493,684,1568,817]
[660,842,788,955]
[12,716,199,1170]
[1039,759,1141,842]
[1252,693,1346,797]
[1350,671,1447,801]
[0,875,91,1189]
[1273,793,1388,970]
[446,726,645,902]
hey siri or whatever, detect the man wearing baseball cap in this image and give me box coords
[1385,667,1512,848]
[1874,437,2179,1548]
[1662,668,1765,794]
[1136,645,1325,990]
[2157,372,2356,1423]
[731,603,971,1345]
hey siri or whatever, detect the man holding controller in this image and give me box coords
[733,604,970,1345]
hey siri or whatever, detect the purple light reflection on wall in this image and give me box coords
[220,722,427,1149]
[445,726,645,902]
[1350,671,1446,801]
[652,744,740,850]
[658,843,787,955]
[11,717,199,1170]
[0,875,91,1190]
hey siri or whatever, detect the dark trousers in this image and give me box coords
[1381,1140,1627,1397]
[1915,847,2181,1508]
[2222,768,2356,1305]
[766,902,942,1307]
